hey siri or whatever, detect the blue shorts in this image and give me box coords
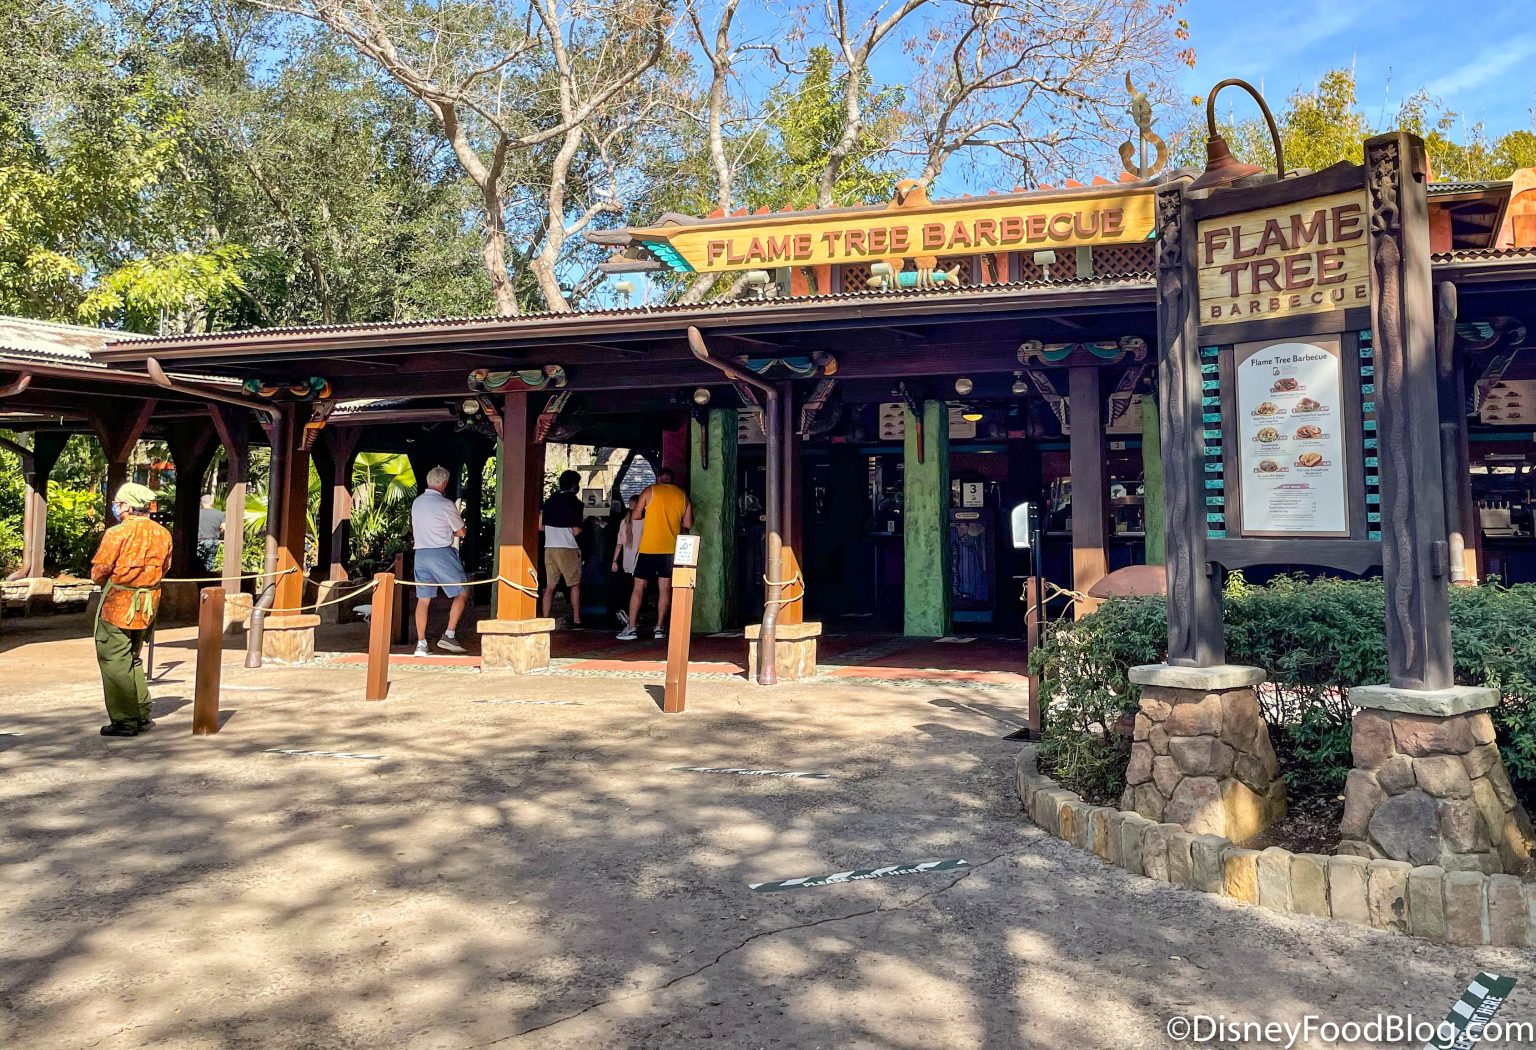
[414,547,467,598]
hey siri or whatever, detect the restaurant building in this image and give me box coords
[5,153,1535,678]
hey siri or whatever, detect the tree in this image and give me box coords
[247,0,675,316]
[0,0,247,329]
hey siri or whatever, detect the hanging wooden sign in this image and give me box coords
[1197,191,1370,325]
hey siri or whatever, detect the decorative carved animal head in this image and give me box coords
[891,179,930,209]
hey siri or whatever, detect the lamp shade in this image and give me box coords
[1188,133,1267,192]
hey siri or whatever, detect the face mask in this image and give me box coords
[110,503,123,522]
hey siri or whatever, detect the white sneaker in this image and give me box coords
[413,642,429,657]
[616,610,630,628]
[436,636,466,654]
[616,626,638,641]
[653,627,666,641]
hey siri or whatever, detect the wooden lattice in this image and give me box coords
[837,263,873,292]
[1091,242,1156,276]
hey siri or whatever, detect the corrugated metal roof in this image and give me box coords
[1432,246,1536,262]
[0,316,147,365]
[1427,181,1510,196]
[104,272,1159,351]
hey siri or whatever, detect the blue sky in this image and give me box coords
[1177,0,1536,139]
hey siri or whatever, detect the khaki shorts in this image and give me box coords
[545,547,582,587]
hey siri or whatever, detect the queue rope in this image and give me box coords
[761,572,806,608]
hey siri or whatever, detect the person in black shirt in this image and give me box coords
[540,470,586,626]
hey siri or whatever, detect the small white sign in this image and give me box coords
[961,482,984,508]
[674,534,701,567]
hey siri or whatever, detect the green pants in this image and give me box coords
[94,617,152,724]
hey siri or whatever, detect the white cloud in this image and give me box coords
[1423,34,1536,98]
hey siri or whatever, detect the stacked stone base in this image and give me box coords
[261,613,319,664]
[1344,694,1533,874]
[1123,665,1286,842]
[1019,746,1534,946]
[745,621,821,682]
[480,618,554,673]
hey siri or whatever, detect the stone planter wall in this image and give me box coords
[1121,665,1285,843]
[1343,706,1534,874]
[1017,745,1535,947]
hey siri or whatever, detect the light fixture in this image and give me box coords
[1011,371,1028,396]
[692,387,711,406]
[954,376,974,396]
[461,398,482,415]
[614,279,635,296]
[961,408,985,423]
[1032,249,1057,280]
[1188,78,1285,192]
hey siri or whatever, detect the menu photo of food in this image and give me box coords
[1295,451,1326,468]
[1254,401,1281,417]
[1270,377,1300,393]
[1294,424,1324,440]
[1292,397,1323,413]
[1255,426,1281,443]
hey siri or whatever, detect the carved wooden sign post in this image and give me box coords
[1137,132,1517,861]
[1153,132,1457,688]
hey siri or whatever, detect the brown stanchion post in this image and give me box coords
[1024,576,1042,738]
[193,586,224,735]
[367,571,395,701]
[662,537,701,714]
[390,553,407,646]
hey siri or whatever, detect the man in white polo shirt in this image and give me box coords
[410,466,469,655]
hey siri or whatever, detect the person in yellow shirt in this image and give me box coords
[616,467,691,641]
[90,483,172,737]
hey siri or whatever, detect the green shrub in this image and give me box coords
[46,487,106,576]
[1029,595,1164,805]
[1031,576,1536,807]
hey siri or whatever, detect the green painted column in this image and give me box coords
[1140,392,1165,565]
[903,399,950,636]
[689,408,738,632]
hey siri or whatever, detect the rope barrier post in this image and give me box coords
[1023,576,1042,740]
[662,537,701,714]
[366,571,395,701]
[193,586,224,735]
[389,553,407,646]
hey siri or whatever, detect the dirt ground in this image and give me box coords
[1,614,1531,1049]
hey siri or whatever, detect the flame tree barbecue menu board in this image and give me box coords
[1235,337,1349,537]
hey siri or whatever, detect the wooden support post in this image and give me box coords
[1068,365,1108,616]
[661,413,691,490]
[366,571,395,701]
[495,393,543,621]
[1,431,65,580]
[689,408,737,633]
[314,427,361,582]
[662,540,700,714]
[271,407,310,613]
[92,400,156,521]
[778,395,804,626]
[1155,182,1226,667]
[903,399,950,636]
[208,406,250,599]
[166,423,217,577]
[1366,132,1455,691]
[1140,392,1165,566]
[193,586,224,735]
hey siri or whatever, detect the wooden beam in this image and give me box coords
[1068,365,1108,616]
[494,394,543,621]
